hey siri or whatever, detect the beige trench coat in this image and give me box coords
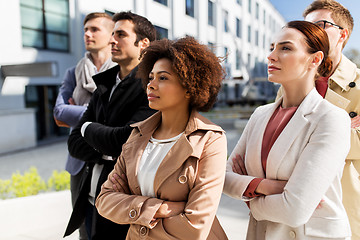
[96,111,228,240]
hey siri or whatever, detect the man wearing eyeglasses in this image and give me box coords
[276,0,360,238]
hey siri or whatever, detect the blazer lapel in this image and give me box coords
[246,102,280,178]
[266,88,320,179]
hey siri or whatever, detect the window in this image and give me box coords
[248,0,251,13]
[255,30,259,46]
[155,26,168,39]
[223,10,229,32]
[236,50,241,70]
[237,0,242,5]
[236,18,241,38]
[263,34,266,48]
[263,10,266,24]
[186,0,195,17]
[248,25,251,43]
[20,0,69,51]
[154,0,168,6]
[208,42,215,53]
[208,0,214,26]
[224,47,228,63]
[255,2,259,19]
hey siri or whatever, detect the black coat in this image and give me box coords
[65,65,156,239]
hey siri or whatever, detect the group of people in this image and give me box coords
[53,0,359,239]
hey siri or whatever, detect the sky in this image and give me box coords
[268,0,360,52]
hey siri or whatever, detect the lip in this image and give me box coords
[111,48,120,53]
[268,65,280,72]
[147,93,159,101]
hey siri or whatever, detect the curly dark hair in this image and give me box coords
[137,36,224,112]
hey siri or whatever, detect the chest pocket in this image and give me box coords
[158,157,198,201]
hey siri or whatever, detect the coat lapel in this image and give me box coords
[266,88,320,179]
[246,102,280,178]
[153,134,194,194]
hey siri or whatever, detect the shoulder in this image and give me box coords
[316,99,350,128]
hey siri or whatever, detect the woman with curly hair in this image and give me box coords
[95,36,228,239]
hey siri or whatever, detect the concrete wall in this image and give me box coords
[0,108,36,154]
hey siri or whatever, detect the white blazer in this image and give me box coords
[224,88,352,239]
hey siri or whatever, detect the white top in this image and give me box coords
[137,133,183,197]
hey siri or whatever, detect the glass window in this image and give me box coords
[248,25,251,43]
[236,50,241,70]
[236,18,241,38]
[263,10,266,24]
[237,0,242,5]
[155,25,168,39]
[224,10,229,32]
[255,30,259,46]
[186,0,195,17]
[20,0,69,51]
[154,0,168,6]
[248,0,251,13]
[208,42,215,53]
[256,2,259,19]
[208,0,214,26]
[224,47,228,63]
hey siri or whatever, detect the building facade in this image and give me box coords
[0,0,285,154]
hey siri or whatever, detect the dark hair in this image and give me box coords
[286,21,332,78]
[112,11,156,45]
[303,0,353,47]
[137,36,225,112]
[83,12,112,26]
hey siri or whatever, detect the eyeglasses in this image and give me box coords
[314,20,343,30]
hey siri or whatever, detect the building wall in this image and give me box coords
[0,0,285,154]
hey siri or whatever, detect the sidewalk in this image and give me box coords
[0,190,248,240]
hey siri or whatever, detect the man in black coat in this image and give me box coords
[64,11,157,239]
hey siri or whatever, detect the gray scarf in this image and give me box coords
[72,52,116,106]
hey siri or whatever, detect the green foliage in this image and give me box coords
[0,167,70,199]
[11,167,47,197]
[0,179,11,199]
[47,170,70,191]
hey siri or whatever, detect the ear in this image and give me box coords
[311,51,324,69]
[185,91,191,99]
[139,38,150,50]
[339,28,349,46]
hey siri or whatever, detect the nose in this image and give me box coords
[84,29,91,38]
[109,34,117,45]
[147,78,157,90]
[267,49,276,62]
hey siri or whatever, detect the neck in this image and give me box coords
[153,108,190,140]
[118,58,140,79]
[329,52,342,76]
[89,47,112,71]
[281,79,314,108]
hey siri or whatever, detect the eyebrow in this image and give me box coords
[277,41,293,46]
[113,30,127,35]
[150,71,172,75]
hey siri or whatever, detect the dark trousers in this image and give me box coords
[71,166,88,240]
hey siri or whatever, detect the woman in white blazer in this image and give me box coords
[224,21,352,239]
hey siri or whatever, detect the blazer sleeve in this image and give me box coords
[223,107,261,200]
[82,105,156,157]
[249,109,351,228]
[96,132,228,240]
[53,67,87,127]
[67,93,102,163]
